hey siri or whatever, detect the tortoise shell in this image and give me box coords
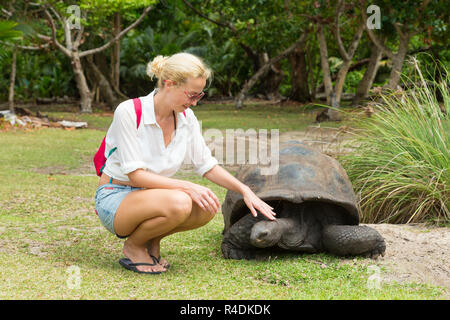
[222,141,360,232]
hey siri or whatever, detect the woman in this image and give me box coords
[95,52,276,274]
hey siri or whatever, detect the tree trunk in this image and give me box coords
[234,33,307,109]
[288,44,311,102]
[317,24,333,105]
[334,59,352,103]
[385,35,410,90]
[353,42,383,105]
[262,62,284,100]
[258,53,283,100]
[362,7,413,92]
[72,53,93,113]
[86,55,120,109]
[306,43,317,100]
[333,22,364,104]
[111,12,121,89]
[8,45,17,113]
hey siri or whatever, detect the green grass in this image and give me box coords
[339,63,449,224]
[0,106,446,299]
[42,102,350,132]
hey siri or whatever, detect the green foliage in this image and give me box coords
[0,20,22,42]
[78,0,157,29]
[340,61,449,224]
[0,20,23,62]
[366,0,448,49]
[0,0,448,102]
[328,57,344,74]
[0,48,76,101]
[343,69,364,93]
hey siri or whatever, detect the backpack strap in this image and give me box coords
[98,98,142,178]
[133,98,142,129]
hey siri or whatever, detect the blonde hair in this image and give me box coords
[147,52,212,88]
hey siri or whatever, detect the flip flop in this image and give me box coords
[119,258,163,274]
[150,254,170,269]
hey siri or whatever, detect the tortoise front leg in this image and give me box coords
[221,214,267,260]
[221,238,258,260]
[322,225,386,258]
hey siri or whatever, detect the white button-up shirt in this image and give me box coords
[102,89,218,181]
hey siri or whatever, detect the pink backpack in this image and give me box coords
[93,98,143,177]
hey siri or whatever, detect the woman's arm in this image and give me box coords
[128,169,220,214]
[204,165,276,220]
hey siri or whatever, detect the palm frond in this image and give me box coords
[0,20,23,42]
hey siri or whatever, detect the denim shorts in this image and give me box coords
[95,184,144,237]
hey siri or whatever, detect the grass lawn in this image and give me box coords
[0,103,445,299]
[43,101,348,132]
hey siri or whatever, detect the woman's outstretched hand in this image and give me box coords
[183,181,220,215]
[242,186,276,221]
[201,165,276,219]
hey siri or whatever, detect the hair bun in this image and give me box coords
[147,55,167,80]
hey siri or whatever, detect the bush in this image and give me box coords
[340,59,449,224]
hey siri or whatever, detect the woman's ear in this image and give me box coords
[163,79,177,89]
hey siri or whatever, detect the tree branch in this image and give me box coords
[347,22,365,58]
[79,6,153,58]
[42,9,72,57]
[73,22,84,50]
[360,3,395,60]
[181,0,258,66]
[73,9,86,50]
[1,8,13,18]
[334,2,365,61]
[334,0,350,61]
[393,22,406,40]
[181,0,236,32]
[234,31,308,108]
[49,4,73,51]
[0,40,50,50]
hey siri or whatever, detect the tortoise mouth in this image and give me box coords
[250,220,282,248]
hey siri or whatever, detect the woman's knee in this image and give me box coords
[191,204,216,227]
[165,191,192,223]
[201,210,216,225]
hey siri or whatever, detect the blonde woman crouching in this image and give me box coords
[95,52,276,274]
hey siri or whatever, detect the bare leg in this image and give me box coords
[113,189,192,273]
[146,201,216,267]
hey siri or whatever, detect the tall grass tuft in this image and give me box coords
[340,59,449,224]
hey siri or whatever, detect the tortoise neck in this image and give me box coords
[276,218,297,231]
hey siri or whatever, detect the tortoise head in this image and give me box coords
[250,218,305,248]
[250,220,283,248]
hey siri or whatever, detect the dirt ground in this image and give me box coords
[365,223,449,294]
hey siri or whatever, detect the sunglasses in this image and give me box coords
[163,80,205,102]
[184,91,205,102]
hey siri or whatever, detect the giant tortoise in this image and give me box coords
[221,141,386,260]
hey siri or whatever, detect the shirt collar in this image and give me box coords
[142,89,188,127]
